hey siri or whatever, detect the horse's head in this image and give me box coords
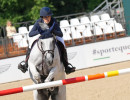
[38,37,56,66]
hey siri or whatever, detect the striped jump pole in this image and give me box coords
[1,68,130,96]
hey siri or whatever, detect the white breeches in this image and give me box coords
[56,36,65,47]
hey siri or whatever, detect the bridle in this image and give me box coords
[37,35,57,74]
[37,36,56,58]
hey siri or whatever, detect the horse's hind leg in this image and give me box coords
[55,86,66,100]
[33,89,50,100]
[50,87,59,100]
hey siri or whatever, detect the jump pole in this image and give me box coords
[1,68,130,96]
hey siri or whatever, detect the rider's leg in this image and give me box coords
[56,37,75,74]
[18,47,31,73]
[18,39,38,73]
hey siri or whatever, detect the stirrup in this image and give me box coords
[18,61,28,73]
[65,63,76,74]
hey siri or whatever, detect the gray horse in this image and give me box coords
[28,36,66,100]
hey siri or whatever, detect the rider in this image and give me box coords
[18,7,76,74]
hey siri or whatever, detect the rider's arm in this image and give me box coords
[52,22,63,37]
[29,21,52,38]
[29,22,40,37]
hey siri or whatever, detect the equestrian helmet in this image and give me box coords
[40,7,53,17]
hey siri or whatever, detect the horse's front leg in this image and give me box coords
[28,61,41,83]
[44,67,58,92]
[45,67,57,83]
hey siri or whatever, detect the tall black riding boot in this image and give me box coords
[57,41,76,74]
[63,47,76,74]
[18,48,31,73]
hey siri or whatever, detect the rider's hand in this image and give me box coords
[40,29,53,39]
[40,29,50,35]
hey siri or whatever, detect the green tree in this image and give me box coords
[87,0,104,11]
[0,0,34,25]
[0,0,105,26]
[49,0,88,16]
[0,0,54,26]
[28,0,54,20]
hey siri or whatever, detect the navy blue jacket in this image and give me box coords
[29,17,63,38]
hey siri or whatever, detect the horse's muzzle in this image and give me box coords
[45,53,54,66]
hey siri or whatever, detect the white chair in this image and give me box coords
[60,20,72,46]
[96,21,107,29]
[18,26,29,40]
[70,18,86,36]
[80,16,91,24]
[76,24,86,33]
[95,26,104,35]
[12,34,22,43]
[90,15,100,23]
[61,27,72,40]
[94,26,105,41]
[103,25,115,39]
[70,18,80,26]
[71,27,80,39]
[70,18,88,45]
[18,27,29,34]
[83,27,93,37]
[60,27,72,46]
[82,27,93,43]
[80,16,92,30]
[114,23,126,37]
[18,27,29,47]
[12,34,28,48]
[107,20,117,28]
[29,25,34,32]
[60,20,70,27]
[115,23,125,32]
[100,13,111,21]
[71,26,83,45]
